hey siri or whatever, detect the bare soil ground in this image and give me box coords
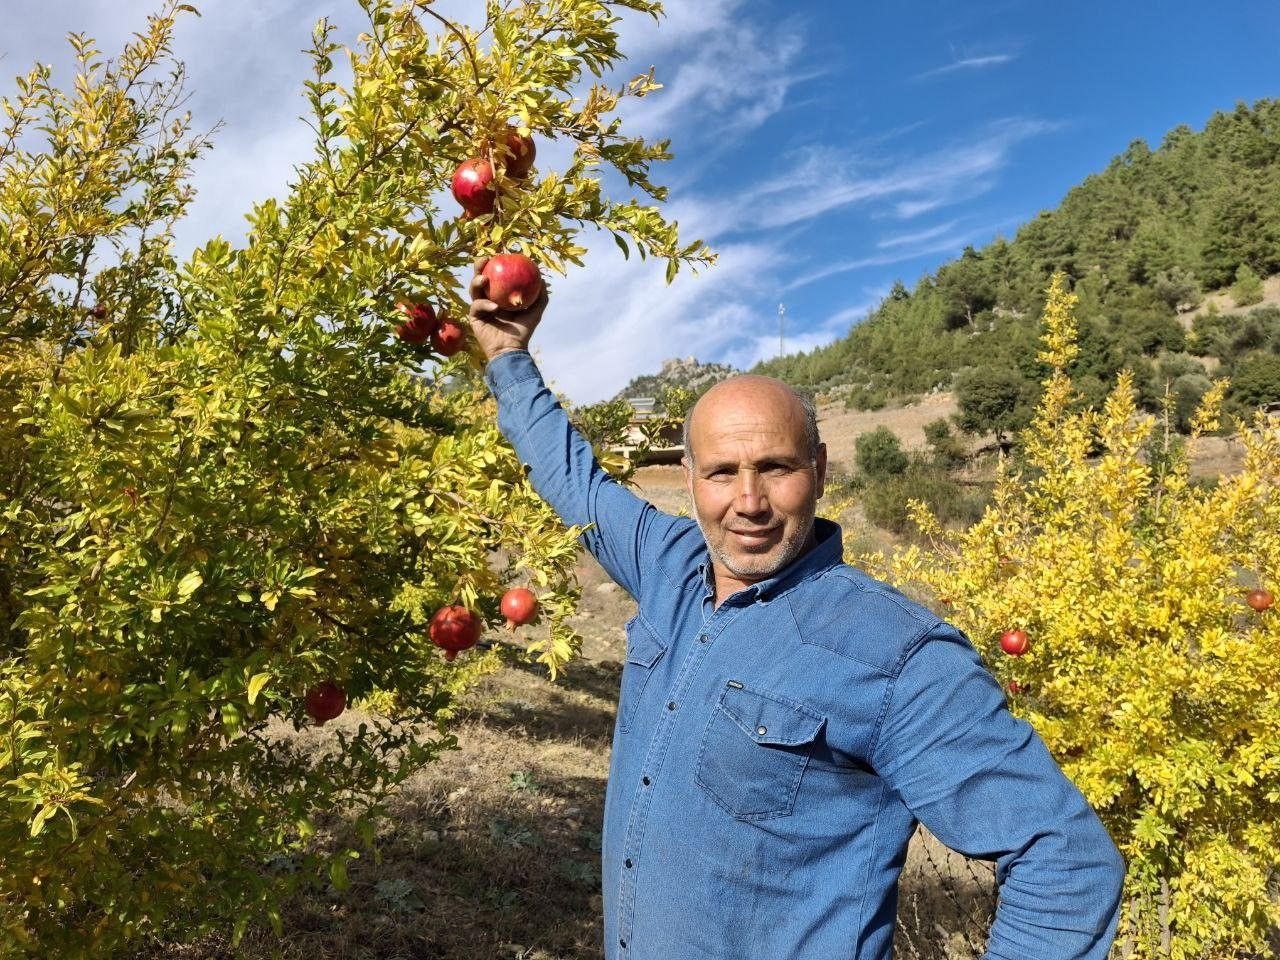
[1182,273,1280,325]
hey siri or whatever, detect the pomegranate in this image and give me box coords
[481,254,543,311]
[999,628,1029,657]
[1007,680,1024,695]
[431,317,467,357]
[305,682,346,726]
[1246,588,1274,612]
[500,587,539,630]
[451,158,496,217]
[88,304,108,320]
[501,126,536,178]
[430,604,482,661]
[395,300,437,344]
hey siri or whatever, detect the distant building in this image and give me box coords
[617,396,683,464]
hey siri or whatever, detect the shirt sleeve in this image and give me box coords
[870,623,1125,960]
[483,350,689,600]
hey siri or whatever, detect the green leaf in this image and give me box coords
[329,857,350,890]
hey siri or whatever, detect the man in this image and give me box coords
[469,262,1125,960]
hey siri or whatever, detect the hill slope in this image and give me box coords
[752,98,1280,419]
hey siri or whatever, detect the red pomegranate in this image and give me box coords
[395,300,437,344]
[481,254,543,311]
[88,304,108,320]
[500,587,539,630]
[430,604,482,661]
[431,317,467,357]
[501,126,536,178]
[451,158,496,217]
[999,628,1029,657]
[305,682,347,726]
[1246,588,1274,612]
[1007,680,1024,695]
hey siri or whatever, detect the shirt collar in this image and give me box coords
[698,517,844,605]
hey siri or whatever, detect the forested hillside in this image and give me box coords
[754,99,1280,427]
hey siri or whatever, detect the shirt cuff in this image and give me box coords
[483,349,543,401]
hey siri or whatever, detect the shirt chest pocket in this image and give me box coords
[695,683,826,820]
[619,616,668,734]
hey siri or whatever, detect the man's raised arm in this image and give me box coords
[469,260,689,600]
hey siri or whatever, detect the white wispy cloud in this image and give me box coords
[784,216,1021,293]
[618,4,811,151]
[719,117,1054,232]
[917,53,1017,80]
[877,221,960,249]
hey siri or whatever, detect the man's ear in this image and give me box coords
[815,443,828,499]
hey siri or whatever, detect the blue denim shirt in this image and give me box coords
[486,351,1124,960]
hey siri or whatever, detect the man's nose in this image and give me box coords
[734,468,768,514]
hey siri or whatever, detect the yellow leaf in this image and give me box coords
[177,570,203,599]
[247,672,271,705]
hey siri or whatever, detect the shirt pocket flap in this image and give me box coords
[624,616,667,668]
[720,684,824,747]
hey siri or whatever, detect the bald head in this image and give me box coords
[682,376,819,466]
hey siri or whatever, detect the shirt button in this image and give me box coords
[698,633,708,643]
[625,858,633,868]
[620,939,627,949]
[642,776,651,786]
[757,726,767,736]
[667,701,677,711]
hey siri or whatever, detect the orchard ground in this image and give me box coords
[153,399,1246,960]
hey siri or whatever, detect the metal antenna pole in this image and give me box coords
[778,303,785,357]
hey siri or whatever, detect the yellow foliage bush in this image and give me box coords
[858,275,1280,958]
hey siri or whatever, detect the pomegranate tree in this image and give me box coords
[0,2,713,954]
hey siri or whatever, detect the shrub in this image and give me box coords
[859,274,1280,958]
[855,426,908,479]
[1231,263,1265,307]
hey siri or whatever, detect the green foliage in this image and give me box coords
[953,365,1035,448]
[922,417,967,468]
[858,457,985,537]
[1231,263,1265,307]
[1227,353,1280,417]
[0,2,709,956]
[854,426,908,479]
[1152,269,1201,311]
[936,246,996,329]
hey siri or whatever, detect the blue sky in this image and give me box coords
[4,1,1279,401]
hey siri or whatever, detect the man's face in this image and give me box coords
[682,378,827,592]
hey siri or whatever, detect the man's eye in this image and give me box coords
[709,468,734,480]
[761,463,790,476]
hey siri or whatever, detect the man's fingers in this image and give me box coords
[469,298,501,319]
[469,271,489,299]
